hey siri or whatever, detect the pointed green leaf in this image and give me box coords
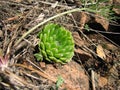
[34,53,43,61]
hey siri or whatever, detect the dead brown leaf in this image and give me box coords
[98,76,108,87]
[96,44,106,60]
[72,12,90,30]
[95,14,109,31]
[113,8,120,15]
[74,48,92,61]
[79,12,89,30]
[72,32,85,47]
[105,43,118,51]
[112,0,120,15]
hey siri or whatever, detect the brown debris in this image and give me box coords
[72,32,85,47]
[73,11,109,31]
[95,14,109,31]
[79,12,90,30]
[72,12,90,30]
[0,0,120,90]
[96,44,106,60]
[98,76,108,87]
[75,48,92,61]
[113,0,120,15]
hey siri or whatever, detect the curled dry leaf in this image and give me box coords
[95,14,109,31]
[72,11,109,31]
[72,12,90,30]
[79,12,89,30]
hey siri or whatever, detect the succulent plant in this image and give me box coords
[35,23,74,64]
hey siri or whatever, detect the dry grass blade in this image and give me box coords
[14,64,57,83]
[4,69,36,88]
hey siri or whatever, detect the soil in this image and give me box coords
[0,0,120,90]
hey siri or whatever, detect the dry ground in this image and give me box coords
[0,0,120,90]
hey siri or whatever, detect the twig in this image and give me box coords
[26,58,49,77]
[91,70,96,90]
[90,29,120,48]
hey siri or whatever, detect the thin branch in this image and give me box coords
[14,8,96,46]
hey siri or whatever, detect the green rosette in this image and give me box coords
[35,23,74,64]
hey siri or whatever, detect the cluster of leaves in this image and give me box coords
[35,23,74,64]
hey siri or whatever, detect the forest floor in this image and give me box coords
[0,0,120,90]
